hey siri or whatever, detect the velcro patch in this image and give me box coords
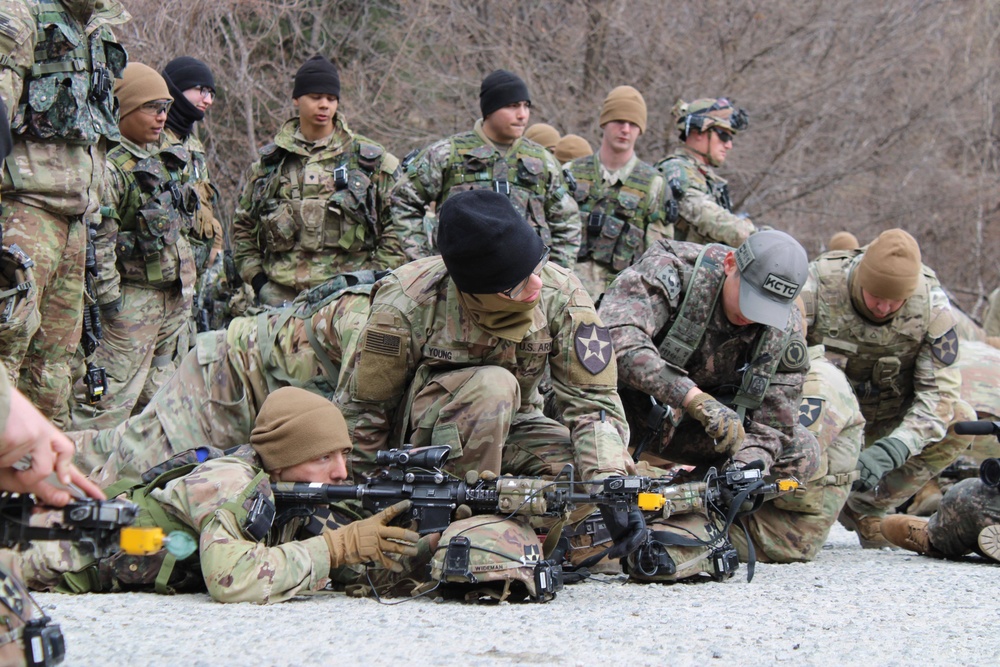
[931,328,959,366]
[574,323,613,375]
[735,242,754,272]
[762,273,799,299]
[364,329,403,356]
[780,338,809,372]
[798,397,824,428]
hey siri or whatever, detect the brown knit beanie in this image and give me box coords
[599,85,647,134]
[828,231,860,252]
[856,229,922,300]
[250,387,352,471]
[115,63,171,118]
[524,123,560,150]
[554,134,593,163]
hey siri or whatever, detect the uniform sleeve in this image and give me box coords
[0,360,11,438]
[548,277,634,479]
[231,160,267,286]
[371,152,407,270]
[679,183,756,248]
[92,162,124,305]
[0,2,33,119]
[388,143,445,262]
[642,174,674,246]
[889,285,962,456]
[541,153,581,271]
[200,509,331,604]
[599,250,696,408]
[335,280,420,473]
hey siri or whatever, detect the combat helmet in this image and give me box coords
[430,515,563,603]
[0,244,39,355]
[673,97,749,139]
[624,511,740,583]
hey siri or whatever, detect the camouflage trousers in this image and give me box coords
[70,282,191,431]
[2,539,95,593]
[382,365,575,481]
[927,478,1000,557]
[848,399,977,517]
[0,201,86,427]
[71,330,254,487]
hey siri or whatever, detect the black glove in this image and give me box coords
[598,505,648,561]
[853,437,909,492]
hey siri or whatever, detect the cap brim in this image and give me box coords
[738,278,792,329]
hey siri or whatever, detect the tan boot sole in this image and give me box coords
[977,525,1000,563]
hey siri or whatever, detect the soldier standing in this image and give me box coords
[554,134,594,165]
[70,63,200,430]
[232,55,404,307]
[800,229,976,547]
[9,387,424,604]
[523,123,560,152]
[598,230,818,481]
[338,189,632,481]
[566,85,675,301]
[0,0,129,426]
[389,70,581,269]
[655,97,755,248]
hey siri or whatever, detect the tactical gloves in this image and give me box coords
[324,500,420,572]
[685,392,745,454]
[853,437,910,492]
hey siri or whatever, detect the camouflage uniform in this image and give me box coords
[923,478,1000,558]
[801,249,976,517]
[10,446,353,603]
[69,136,198,430]
[983,287,1000,337]
[336,257,634,481]
[0,0,129,425]
[654,146,755,247]
[599,240,819,480]
[565,153,674,300]
[71,279,372,486]
[232,116,403,296]
[388,121,581,269]
[955,340,1000,461]
[162,128,221,280]
[731,346,865,562]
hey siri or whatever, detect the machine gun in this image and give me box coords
[0,493,139,558]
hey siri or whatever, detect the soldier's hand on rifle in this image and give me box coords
[324,499,420,572]
[685,390,745,454]
[0,388,105,506]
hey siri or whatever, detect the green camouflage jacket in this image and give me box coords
[654,145,755,247]
[0,0,130,216]
[801,249,963,455]
[336,256,632,480]
[389,120,581,269]
[162,127,222,275]
[232,116,403,292]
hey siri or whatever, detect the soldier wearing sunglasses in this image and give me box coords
[337,189,635,483]
[655,98,756,248]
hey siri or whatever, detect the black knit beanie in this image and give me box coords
[163,56,215,93]
[437,190,545,294]
[293,54,341,99]
[479,70,530,118]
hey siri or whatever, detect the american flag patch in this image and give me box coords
[364,330,402,356]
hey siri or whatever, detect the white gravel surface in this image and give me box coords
[35,524,1000,666]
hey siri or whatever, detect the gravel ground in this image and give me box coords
[34,523,1000,667]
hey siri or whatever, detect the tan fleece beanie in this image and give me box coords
[250,387,352,470]
[524,123,560,150]
[828,231,860,252]
[599,85,647,133]
[856,229,922,300]
[115,62,171,118]
[554,134,593,162]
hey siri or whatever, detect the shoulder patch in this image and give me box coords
[655,265,682,306]
[574,323,613,375]
[931,328,959,366]
[780,337,809,372]
[567,310,617,387]
[798,398,824,428]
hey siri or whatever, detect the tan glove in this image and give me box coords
[685,392,746,454]
[324,500,420,572]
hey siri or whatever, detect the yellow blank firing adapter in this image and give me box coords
[637,492,666,512]
[120,527,198,559]
[776,479,800,492]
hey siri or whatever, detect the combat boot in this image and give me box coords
[905,479,942,517]
[880,515,944,557]
[839,505,892,549]
[977,525,1000,563]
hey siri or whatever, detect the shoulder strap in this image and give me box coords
[657,244,728,370]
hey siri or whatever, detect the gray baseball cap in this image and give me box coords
[733,230,808,329]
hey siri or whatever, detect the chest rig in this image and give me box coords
[440,132,549,216]
[568,155,665,271]
[656,243,787,416]
[660,153,732,242]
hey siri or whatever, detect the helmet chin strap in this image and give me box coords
[687,128,723,168]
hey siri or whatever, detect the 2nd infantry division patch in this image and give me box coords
[574,323,613,375]
[931,328,959,365]
[798,398,824,427]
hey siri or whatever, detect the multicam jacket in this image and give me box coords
[162,127,222,276]
[801,249,963,455]
[233,116,403,293]
[655,146,755,248]
[389,120,581,269]
[335,256,633,481]
[0,0,130,216]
